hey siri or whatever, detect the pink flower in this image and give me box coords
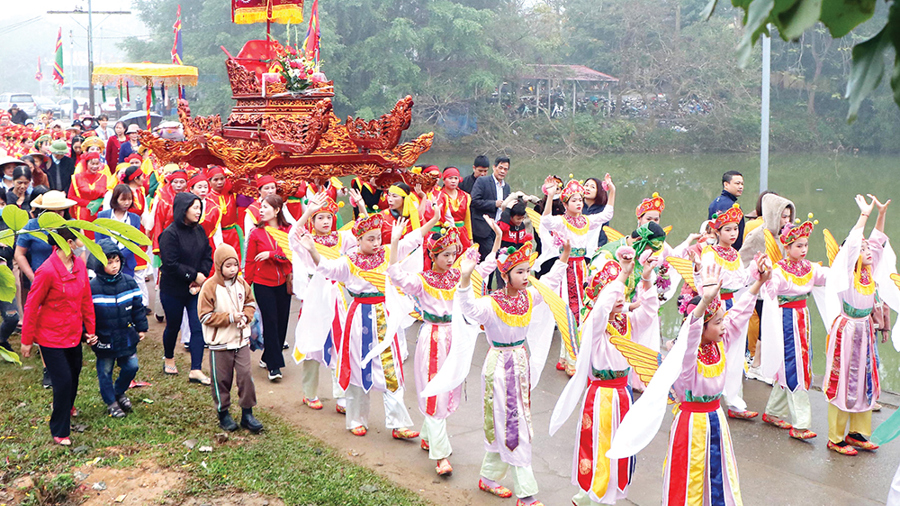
[311,72,327,83]
[289,60,301,69]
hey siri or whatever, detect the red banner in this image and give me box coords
[232,0,303,25]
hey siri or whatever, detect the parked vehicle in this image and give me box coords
[34,97,62,117]
[57,98,86,119]
[0,93,38,117]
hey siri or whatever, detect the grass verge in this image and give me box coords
[0,333,430,506]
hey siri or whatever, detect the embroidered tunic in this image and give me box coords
[701,244,754,307]
[761,258,828,392]
[543,211,613,324]
[459,258,567,467]
[823,228,886,412]
[315,234,422,393]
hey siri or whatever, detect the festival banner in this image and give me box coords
[232,0,304,25]
[35,57,43,81]
[171,5,183,65]
[301,0,319,67]
[52,28,64,85]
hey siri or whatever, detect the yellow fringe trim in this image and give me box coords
[696,341,726,378]
[419,277,456,301]
[490,291,533,327]
[703,245,741,271]
[564,217,590,236]
[776,263,813,287]
[233,4,304,25]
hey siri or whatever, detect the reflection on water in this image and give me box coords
[417,151,900,392]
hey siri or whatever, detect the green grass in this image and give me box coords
[0,336,430,506]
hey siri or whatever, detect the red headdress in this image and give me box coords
[353,213,383,239]
[710,203,743,230]
[255,174,277,189]
[82,151,101,162]
[560,179,585,203]
[780,214,817,245]
[497,243,533,274]
[583,253,622,304]
[636,192,665,218]
[188,172,208,189]
[426,226,460,256]
[125,153,142,164]
[311,196,340,218]
[206,166,225,179]
[442,167,460,179]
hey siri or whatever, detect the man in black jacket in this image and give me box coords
[459,154,490,195]
[45,140,75,193]
[471,156,511,263]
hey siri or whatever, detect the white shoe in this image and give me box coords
[259,359,267,369]
[746,365,764,381]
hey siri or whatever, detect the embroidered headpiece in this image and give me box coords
[685,295,724,323]
[353,213,383,239]
[710,203,743,230]
[311,196,340,218]
[426,226,460,255]
[780,213,817,245]
[583,253,622,304]
[560,179,585,203]
[497,243,533,274]
[636,192,665,218]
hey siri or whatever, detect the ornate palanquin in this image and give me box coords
[140,40,434,197]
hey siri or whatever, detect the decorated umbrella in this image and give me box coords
[92,63,199,130]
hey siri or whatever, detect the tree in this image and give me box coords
[702,0,900,122]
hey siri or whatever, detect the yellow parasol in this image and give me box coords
[92,63,199,129]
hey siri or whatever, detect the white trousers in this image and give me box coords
[344,384,413,430]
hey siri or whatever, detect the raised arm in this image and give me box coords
[873,195,891,234]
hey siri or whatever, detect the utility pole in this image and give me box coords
[760,32,771,193]
[70,30,75,119]
[47,6,131,117]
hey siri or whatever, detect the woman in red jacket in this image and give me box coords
[20,228,96,446]
[244,194,292,382]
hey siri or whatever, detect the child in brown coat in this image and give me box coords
[198,244,263,433]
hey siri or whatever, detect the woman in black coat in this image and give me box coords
[158,192,213,384]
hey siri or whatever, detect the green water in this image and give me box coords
[417,151,900,392]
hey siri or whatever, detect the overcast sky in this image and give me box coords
[0,0,147,96]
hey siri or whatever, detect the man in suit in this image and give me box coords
[708,170,745,250]
[45,140,75,193]
[459,155,490,195]
[471,156,511,264]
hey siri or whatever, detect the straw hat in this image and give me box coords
[0,155,26,168]
[32,190,77,210]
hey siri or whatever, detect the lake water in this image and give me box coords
[415,151,900,392]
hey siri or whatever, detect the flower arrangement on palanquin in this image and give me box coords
[138,38,434,199]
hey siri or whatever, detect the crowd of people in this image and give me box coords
[2,111,900,505]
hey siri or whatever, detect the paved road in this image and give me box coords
[244,300,899,505]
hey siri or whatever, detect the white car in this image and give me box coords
[0,93,38,117]
[34,97,61,116]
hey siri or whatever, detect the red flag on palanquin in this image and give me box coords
[52,28,64,85]
[301,0,319,68]
[171,5,183,65]
[232,0,304,24]
[35,57,43,81]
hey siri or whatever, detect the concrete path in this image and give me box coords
[245,301,899,506]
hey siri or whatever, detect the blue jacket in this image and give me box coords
[88,245,148,358]
[94,209,142,278]
[708,190,745,250]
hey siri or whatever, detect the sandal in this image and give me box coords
[70,407,78,418]
[350,426,367,436]
[116,394,133,412]
[303,397,324,410]
[478,479,513,498]
[727,409,758,420]
[163,361,178,375]
[420,439,430,451]
[516,500,544,506]
[107,402,126,418]
[335,403,346,415]
[188,371,211,385]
